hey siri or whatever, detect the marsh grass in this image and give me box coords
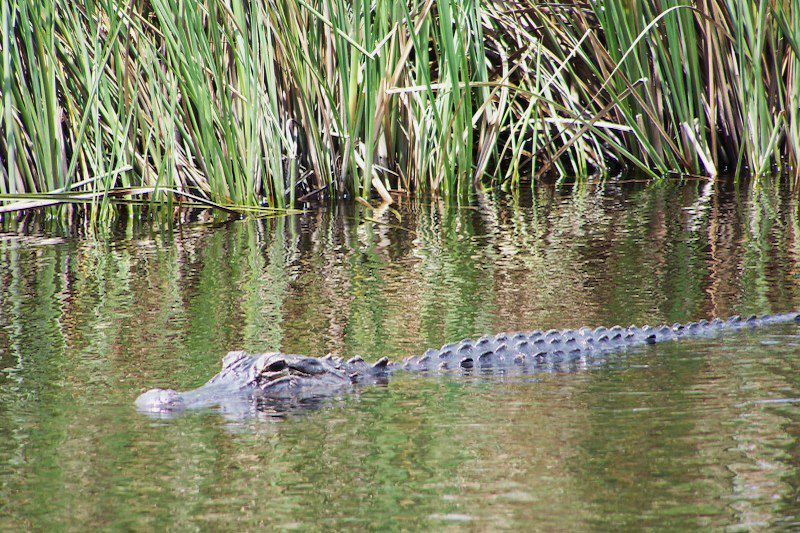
[0,0,799,217]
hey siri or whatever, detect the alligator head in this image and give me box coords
[135,350,354,416]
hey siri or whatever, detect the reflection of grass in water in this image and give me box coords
[414,204,498,347]
[572,330,800,530]
[739,183,798,316]
[2,185,800,527]
[119,374,596,529]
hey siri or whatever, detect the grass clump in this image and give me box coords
[1,0,799,215]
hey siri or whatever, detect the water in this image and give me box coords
[2,181,800,530]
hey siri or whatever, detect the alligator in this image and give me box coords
[136,312,800,418]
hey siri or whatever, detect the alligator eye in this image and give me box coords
[266,360,287,373]
[288,358,326,375]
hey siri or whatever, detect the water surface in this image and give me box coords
[2,182,800,529]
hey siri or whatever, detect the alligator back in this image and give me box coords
[396,313,800,373]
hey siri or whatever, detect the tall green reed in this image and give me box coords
[0,0,799,216]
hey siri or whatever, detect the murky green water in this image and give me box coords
[2,182,800,530]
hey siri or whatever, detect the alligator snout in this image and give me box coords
[135,388,185,412]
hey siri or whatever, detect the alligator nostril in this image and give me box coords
[266,360,287,373]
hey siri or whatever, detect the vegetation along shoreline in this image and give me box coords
[2,0,799,223]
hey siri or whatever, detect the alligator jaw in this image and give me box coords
[135,312,800,419]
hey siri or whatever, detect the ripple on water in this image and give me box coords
[1,184,800,529]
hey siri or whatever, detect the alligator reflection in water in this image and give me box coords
[135,313,800,419]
